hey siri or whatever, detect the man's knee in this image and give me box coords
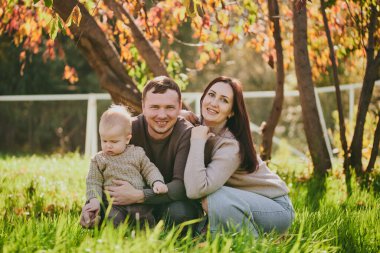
[107,206,127,227]
[165,200,202,224]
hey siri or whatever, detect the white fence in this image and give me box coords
[1,81,379,159]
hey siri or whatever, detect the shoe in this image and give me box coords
[195,215,208,236]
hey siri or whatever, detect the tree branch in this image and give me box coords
[103,0,168,76]
[53,0,142,112]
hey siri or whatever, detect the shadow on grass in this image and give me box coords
[305,174,327,211]
[372,172,380,195]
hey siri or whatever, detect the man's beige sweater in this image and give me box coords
[86,145,164,201]
[184,128,289,199]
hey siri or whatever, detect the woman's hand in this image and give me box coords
[191,125,215,140]
[105,180,144,205]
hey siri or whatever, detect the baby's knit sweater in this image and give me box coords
[86,145,164,201]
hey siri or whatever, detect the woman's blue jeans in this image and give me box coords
[206,186,295,237]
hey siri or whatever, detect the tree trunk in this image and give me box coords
[349,4,380,175]
[53,0,142,113]
[102,0,191,110]
[367,113,380,173]
[292,3,332,175]
[320,0,351,194]
[350,56,380,174]
[260,0,284,161]
[103,0,169,76]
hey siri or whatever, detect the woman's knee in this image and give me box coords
[207,187,251,218]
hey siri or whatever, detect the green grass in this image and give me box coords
[0,154,379,252]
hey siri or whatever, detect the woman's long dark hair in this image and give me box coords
[200,76,258,172]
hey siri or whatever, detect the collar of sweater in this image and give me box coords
[208,120,227,135]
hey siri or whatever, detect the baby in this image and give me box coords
[82,105,167,228]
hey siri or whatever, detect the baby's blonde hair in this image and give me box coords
[99,105,132,135]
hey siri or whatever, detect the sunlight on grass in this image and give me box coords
[0,153,379,252]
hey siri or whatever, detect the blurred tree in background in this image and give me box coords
[0,35,100,94]
[0,32,100,154]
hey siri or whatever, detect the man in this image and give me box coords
[81,76,200,227]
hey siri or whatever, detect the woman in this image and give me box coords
[184,76,294,236]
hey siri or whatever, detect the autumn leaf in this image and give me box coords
[19,51,26,62]
[44,0,53,8]
[20,61,26,76]
[62,65,79,84]
[184,0,195,18]
[268,54,275,69]
[174,6,186,21]
[49,15,59,40]
[71,5,82,27]
[216,10,229,27]
[184,0,204,18]
[196,1,204,17]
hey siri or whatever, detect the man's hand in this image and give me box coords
[180,110,200,125]
[105,180,145,205]
[80,198,100,228]
[153,181,168,194]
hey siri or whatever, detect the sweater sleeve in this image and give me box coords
[171,126,192,181]
[184,137,241,199]
[142,179,186,204]
[86,155,104,201]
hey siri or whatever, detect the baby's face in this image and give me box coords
[99,125,131,156]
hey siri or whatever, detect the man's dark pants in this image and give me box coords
[99,195,202,230]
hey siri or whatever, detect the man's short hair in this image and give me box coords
[99,104,132,135]
[142,76,181,102]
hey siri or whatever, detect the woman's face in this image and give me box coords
[201,81,234,127]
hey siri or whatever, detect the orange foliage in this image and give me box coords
[62,65,78,84]
[1,0,377,85]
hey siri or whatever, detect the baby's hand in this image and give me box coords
[86,198,100,212]
[80,198,100,228]
[153,181,168,194]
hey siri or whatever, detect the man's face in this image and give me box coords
[142,89,181,140]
